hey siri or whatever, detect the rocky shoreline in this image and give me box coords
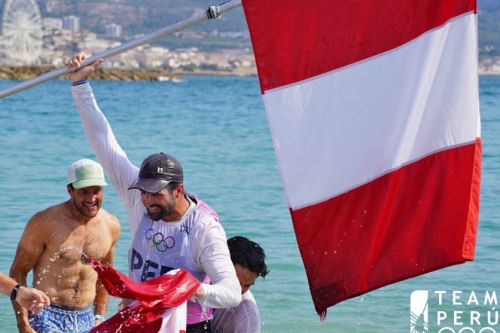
[0,65,258,81]
[0,65,183,81]
[1,59,499,81]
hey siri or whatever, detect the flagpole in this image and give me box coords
[0,0,242,99]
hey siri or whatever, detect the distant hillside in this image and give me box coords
[0,0,498,57]
[478,0,500,57]
[39,0,247,36]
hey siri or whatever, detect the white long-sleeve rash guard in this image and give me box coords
[71,83,241,316]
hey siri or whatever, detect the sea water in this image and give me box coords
[0,76,498,332]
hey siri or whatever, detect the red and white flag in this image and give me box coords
[242,0,481,316]
[87,256,200,333]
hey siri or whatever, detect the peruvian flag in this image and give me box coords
[242,0,481,316]
[86,256,200,333]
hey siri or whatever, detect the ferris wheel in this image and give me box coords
[1,0,43,64]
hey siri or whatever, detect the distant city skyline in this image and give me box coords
[0,0,498,74]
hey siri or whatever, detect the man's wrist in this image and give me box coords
[72,79,88,86]
[194,284,206,302]
[10,283,21,301]
[94,314,105,322]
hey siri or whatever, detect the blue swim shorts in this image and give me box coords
[29,304,95,333]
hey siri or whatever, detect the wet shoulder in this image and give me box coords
[28,202,66,229]
[97,208,121,235]
[98,208,119,224]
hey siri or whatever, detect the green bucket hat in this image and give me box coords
[67,159,107,189]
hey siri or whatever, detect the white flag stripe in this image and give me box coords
[263,14,479,209]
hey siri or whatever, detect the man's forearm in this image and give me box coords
[94,280,108,319]
[0,272,17,296]
[9,273,31,332]
[12,300,31,332]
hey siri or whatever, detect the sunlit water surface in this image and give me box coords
[0,76,498,332]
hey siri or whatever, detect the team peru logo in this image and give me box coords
[411,290,429,333]
[410,290,499,333]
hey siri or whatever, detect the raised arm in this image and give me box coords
[67,54,138,203]
[67,54,142,232]
[10,214,47,333]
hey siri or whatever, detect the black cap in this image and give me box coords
[128,153,183,193]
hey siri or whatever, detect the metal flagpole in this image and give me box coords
[0,0,242,99]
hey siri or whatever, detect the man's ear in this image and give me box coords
[174,184,185,199]
[67,184,74,196]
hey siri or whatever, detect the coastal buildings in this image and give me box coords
[105,23,122,38]
[62,15,79,32]
[0,0,497,75]
[0,0,255,75]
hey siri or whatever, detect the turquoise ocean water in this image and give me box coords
[0,76,498,332]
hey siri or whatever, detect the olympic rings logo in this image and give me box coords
[438,328,497,333]
[145,228,176,252]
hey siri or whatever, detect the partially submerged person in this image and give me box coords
[67,54,240,333]
[10,159,120,333]
[211,236,269,333]
[0,272,50,312]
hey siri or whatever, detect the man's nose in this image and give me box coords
[85,193,97,201]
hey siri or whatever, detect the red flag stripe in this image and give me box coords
[262,13,479,209]
[243,0,476,92]
[291,140,481,313]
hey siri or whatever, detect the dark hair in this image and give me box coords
[227,236,269,278]
[166,182,181,192]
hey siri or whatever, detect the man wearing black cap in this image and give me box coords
[67,54,240,333]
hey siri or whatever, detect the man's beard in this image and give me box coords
[147,199,175,221]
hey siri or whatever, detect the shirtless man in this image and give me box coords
[10,159,120,333]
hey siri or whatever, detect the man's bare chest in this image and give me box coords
[47,221,112,265]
